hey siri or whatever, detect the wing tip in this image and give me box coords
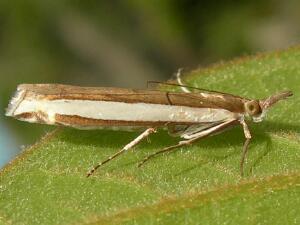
[5,85,27,117]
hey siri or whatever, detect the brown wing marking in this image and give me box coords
[18,84,247,113]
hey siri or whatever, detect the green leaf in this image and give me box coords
[1,47,300,225]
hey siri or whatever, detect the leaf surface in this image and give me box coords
[1,47,299,225]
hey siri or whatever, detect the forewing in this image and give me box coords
[17,84,247,113]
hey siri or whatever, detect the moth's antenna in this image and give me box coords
[147,81,239,96]
[147,69,247,98]
[147,81,197,91]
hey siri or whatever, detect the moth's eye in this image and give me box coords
[245,100,261,116]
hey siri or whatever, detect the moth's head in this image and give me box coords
[244,90,293,122]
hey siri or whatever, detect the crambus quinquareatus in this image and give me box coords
[6,71,293,177]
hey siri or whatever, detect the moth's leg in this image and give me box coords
[239,118,252,176]
[138,119,238,167]
[176,68,191,93]
[87,128,156,177]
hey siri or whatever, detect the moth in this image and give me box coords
[5,72,292,177]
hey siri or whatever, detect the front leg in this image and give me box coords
[239,118,252,176]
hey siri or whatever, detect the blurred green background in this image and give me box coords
[1,0,300,167]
